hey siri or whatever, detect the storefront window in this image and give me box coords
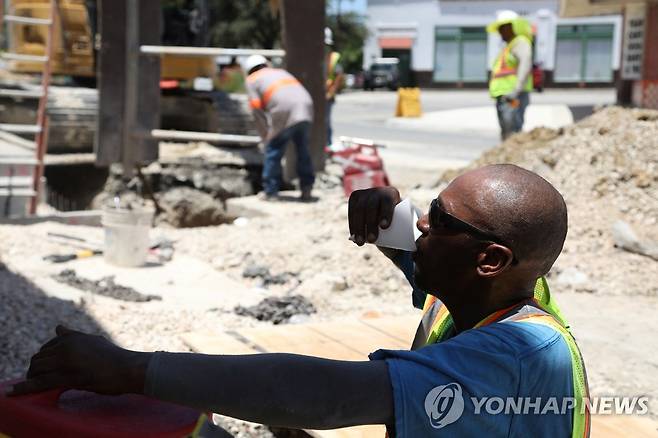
[434,27,487,82]
[554,24,614,82]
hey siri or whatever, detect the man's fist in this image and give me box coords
[7,325,150,397]
[348,187,401,246]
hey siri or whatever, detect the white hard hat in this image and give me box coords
[243,54,268,74]
[487,10,519,32]
[496,10,519,22]
[325,27,333,45]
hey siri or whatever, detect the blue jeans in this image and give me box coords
[496,92,529,140]
[326,98,334,146]
[263,121,315,195]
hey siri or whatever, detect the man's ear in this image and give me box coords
[476,244,514,277]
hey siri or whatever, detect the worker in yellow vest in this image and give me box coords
[488,11,534,140]
[325,27,344,147]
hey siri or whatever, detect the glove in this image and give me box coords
[503,91,520,108]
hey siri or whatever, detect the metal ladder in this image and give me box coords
[0,0,56,215]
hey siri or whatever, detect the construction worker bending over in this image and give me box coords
[244,55,315,201]
[10,164,589,437]
[488,11,534,140]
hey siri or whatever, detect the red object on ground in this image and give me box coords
[327,140,390,197]
[0,380,201,438]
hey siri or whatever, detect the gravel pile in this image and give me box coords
[0,263,107,380]
[436,106,658,297]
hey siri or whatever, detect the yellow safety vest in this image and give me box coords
[489,35,534,98]
[417,278,591,438]
[327,51,341,81]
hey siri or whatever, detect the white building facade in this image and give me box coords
[363,0,622,87]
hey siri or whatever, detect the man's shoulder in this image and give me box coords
[510,36,532,53]
[448,319,567,360]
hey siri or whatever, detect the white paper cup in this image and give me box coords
[350,198,421,251]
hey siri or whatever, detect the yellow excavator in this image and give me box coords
[1,0,251,152]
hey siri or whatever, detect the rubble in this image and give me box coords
[53,269,161,302]
[242,263,295,287]
[156,187,234,228]
[235,295,316,324]
[435,107,658,297]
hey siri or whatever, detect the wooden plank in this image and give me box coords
[96,0,127,166]
[305,319,410,356]
[591,415,658,438]
[307,425,385,438]
[358,315,419,345]
[236,325,366,361]
[180,332,259,356]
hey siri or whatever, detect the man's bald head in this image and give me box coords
[446,164,567,276]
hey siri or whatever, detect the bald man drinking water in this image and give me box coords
[9,164,589,437]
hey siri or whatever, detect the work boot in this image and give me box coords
[300,187,314,202]
[258,192,280,202]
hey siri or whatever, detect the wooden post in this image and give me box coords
[280,0,326,183]
[96,0,160,171]
[124,0,160,169]
[95,0,126,166]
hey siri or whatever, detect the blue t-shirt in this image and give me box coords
[372,251,576,437]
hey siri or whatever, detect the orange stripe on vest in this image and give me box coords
[262,77,301,108]
[493,46,518,78]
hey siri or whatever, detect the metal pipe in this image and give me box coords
[150,129,261,144]
[3,15,52,25]
[0,53,49,62]
[140,45,285,58]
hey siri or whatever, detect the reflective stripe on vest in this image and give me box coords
[262,77,301,107]
[509,313,591,438]
[246,67,302,110]
[422,276,569,344]
[493,46,517,78]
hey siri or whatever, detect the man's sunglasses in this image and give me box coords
[429,198,517,261]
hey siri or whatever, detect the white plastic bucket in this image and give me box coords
[102,206,154,267]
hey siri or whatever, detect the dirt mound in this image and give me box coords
[156,187,234,228]
[437,106,658,297]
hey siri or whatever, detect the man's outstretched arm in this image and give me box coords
[146,352,393,429]
[8,326,394,430]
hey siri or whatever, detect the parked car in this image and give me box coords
[363,58,399,91]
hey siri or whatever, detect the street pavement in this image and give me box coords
[331,89,616,187]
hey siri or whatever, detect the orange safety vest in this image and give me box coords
[246,67,302,110]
